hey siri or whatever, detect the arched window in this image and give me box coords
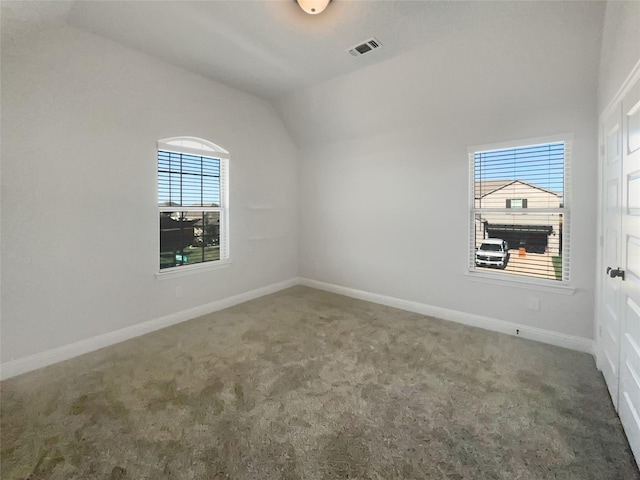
[157,137,229,272]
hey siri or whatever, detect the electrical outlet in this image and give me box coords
[528,297,539,311]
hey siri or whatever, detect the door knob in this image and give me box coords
[607,267,625,280]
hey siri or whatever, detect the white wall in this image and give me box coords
[279,2,604,340]
[0,22,298,363]
[598,1,640,113]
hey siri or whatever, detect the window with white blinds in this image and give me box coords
[469,137,571,283]
[157,137,229,272]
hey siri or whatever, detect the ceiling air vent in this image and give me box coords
[347,37,382,57]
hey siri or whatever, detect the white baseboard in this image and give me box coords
[299,278,594,355]
[1,276,594,381]
[0,277,300,381]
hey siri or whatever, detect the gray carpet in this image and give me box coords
[1,286,638,479]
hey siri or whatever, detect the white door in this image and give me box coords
[599,100,623,408]
[618,74,640,462]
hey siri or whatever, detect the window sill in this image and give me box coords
[155,258,231,280]
[465,270,575,295]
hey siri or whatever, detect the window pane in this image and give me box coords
[160,211,221,269]
[157,150,220,207]
[473,212,563,281]
[475,142,564,209]
[158,171,171,206]
[202,175,220,206]
[181,154,202,175]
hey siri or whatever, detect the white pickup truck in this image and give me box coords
[475,238,509,269]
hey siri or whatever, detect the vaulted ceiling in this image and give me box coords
[2,1,608,146]
[66,1,508,100]
[5,0,601,101]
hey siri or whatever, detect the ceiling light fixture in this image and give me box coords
[296,0,331,15]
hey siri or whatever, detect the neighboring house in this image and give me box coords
[474,180,562,254]
[188,212,220,245]
[159,205,221,252]
[159,214,199,252]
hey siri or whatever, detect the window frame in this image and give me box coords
[156,136,230,278]
[467,134,572,289]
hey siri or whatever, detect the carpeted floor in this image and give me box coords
[1,286,638,479]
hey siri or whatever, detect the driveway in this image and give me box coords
[476,250,560,281]
[504,250,558,280]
